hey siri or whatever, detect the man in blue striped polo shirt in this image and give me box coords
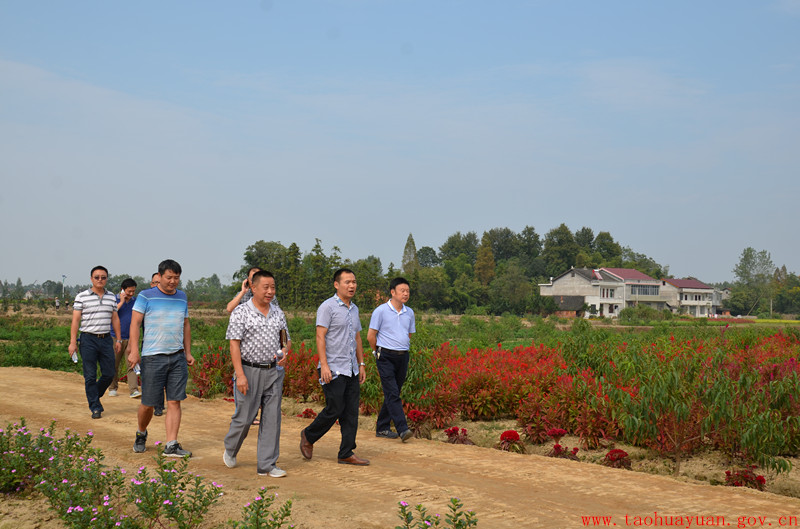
[69,265,123,419]
[128,259,195,457]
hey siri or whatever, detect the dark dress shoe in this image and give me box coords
[300,429,313,460]
[154,408,163,416]
[91,410,102,419]
[338,454,370,466]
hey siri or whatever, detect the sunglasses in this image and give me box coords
[92,276,108,280]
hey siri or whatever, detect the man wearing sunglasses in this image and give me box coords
[69,265,123,419]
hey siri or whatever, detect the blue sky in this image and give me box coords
[1,0,799,287]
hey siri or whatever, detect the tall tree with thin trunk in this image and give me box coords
[402,233,420,276]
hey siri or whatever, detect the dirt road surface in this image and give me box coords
[2,367,800,529]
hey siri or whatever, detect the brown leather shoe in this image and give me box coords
[300,429,313,460]
[337,454,370,466]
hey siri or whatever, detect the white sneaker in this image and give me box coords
[130,390,141,398]
[108,390,118,397]
[258,467,287,478]
[223,450,237,468]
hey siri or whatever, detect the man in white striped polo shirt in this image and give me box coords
[69,265,122,419]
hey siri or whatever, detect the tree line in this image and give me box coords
[4,226,798,317]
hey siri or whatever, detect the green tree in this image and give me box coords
[619,247,668,279]
[402,234,419,276]
[518,225,545,278]
[574,226,595,251]
[350,255,384,310]
[411,267,450,311]
[729,247,775,316]
[542,224,579,278]
[438,231,479,264]
[593,231,622,263]
[474,234,496,286]
[488,259,533,315]
[483,227,520,263]
[416,246,440,268]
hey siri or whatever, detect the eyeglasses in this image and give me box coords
[92,276,108,280]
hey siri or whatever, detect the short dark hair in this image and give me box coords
[389,277,409,292]
[151,272,159,280]
[158,259,182,276]
[333,268,355,283]
[90,266,108,277]
[250,270,275,285]
[121,278,137,290]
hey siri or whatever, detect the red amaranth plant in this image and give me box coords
[407,409,433,439]
[495,430,526,454]
[546,443,579,461]
[296,408,317,419]
[444,426,474,445]
[725,466,766,491]
[602,448,632,470]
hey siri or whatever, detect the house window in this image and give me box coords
[631,285,660,296]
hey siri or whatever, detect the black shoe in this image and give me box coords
[91,410,102,419]
[133,431,147,453]
[399,429,413,442]
[154,408,163,416]
[163,442,192,458]
[376,430,399,439]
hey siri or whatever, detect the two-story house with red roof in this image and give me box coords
[660,278,714,317]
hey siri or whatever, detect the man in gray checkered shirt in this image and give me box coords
[222,270,291,477]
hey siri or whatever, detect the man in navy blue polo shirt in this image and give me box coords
[109,278,140,398]
[368,277,416,442]
[300,268,369,466]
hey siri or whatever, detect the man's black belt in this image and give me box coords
[241,359,277,369]
[81,332,110,339]
[377,346,408,355]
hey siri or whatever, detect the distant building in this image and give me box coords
[539,267,713,318]
[660,278,714,317]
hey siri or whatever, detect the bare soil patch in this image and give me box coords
[2,367,800,528]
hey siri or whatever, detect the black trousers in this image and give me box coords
[304,373,360,459]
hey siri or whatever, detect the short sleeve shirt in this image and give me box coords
[73,289,118,334]
[112,296,136,340]
[226,300,290,364]
[369,301,416,351]
[133,287,188,356]
[316,294,362,380]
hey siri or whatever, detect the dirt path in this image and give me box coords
[2,367,800,529]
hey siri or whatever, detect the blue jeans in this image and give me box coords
[79,333,116,413]
[376,350,409,433]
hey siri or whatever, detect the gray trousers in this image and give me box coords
[224,365,284,474]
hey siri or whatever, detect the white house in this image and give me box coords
[660,278,714,317]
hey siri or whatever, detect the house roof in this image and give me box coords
[662,278,712,290]
[602,268,657,281]
[550,267,620,283]
[554,295,585,311]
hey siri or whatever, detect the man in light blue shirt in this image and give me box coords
[128,259,195,458]
[368,277,416,442]
[300,268,370,466]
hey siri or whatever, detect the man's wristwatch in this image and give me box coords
[359,362,365,366]
[116,340,123,343]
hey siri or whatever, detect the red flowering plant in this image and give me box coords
[495,430,526,454]
[546,428,568,444]
[725,465,767,491]
[407,409,433,439]
[546,443,580,461]
[602,449,632,470]
[444,426,474,445]
[296,408,317,419]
